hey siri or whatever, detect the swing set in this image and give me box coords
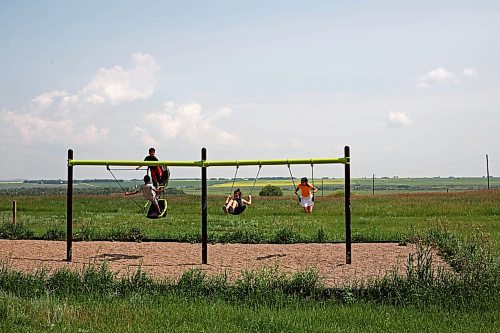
[66,146,352,265]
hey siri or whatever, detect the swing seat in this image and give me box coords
[146,199,168,219]
[158,167,170,186]
[229,205,246,215]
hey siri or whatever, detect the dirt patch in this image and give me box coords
[0,240,449,287]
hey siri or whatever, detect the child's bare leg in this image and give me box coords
[226,200,237,213]
[223,199,233,213]
[151,199,161,213]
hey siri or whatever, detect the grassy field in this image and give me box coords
[2,176,499,196]
[1,293,498,332]
[1,190,499,253]
[0,185,499,332]
[184,176,500,195]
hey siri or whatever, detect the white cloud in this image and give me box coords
[388,111,412,127]
[132,126,160,147]
[1,110,109,144]
[60,94,80,109]
[31,90,68,111]
[208,107,232,120]
[85,94,106,105]
[289,138,304,148]
[415,67,478,89]
[81,53,160,105]
[1,53,159,146]
[72,125,110,144]
[134,102,237,146]
[462,67,478,77]
[415,67,458,89]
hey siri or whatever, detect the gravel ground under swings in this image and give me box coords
[0,240,450,287]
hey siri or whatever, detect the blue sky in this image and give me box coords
[1,1,499,180]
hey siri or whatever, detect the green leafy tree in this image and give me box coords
[258,184,283,196]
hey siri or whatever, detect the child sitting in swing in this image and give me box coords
[125,175,161,214]
[223,188,252,215]
[294,177,318,213]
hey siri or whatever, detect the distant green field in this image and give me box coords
[1,189,499,254]
[2,177,498,196]
[1,179,499,252]
[1,185,499,332]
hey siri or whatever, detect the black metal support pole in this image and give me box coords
[201,147,208,264]
[344,146,352,264]
[66,149,73,262]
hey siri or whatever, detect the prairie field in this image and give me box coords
[1,186,499,253]
[0,181,499,332]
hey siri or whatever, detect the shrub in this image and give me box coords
[273,226,299,244]
[314,227,327,242]
[0,223,34,239]
[216,229,265,244]
[165,187,186,195]
[328,190,345,197]
[43,227,65,240]
[75,226,94,241]
[126,226,145,242]
[259,184,283,196]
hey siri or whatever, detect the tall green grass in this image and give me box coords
[0,229,497,304]
[2,293,497,333]
[0,229,499,332]
[1,190,499,254]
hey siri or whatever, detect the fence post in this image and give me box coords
[486,154,490,190]
[372,174,375,195]
[12,200,16,225]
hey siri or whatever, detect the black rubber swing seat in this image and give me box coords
[146,199,168,219]
[222,204,246,215]
[230,205,246,215]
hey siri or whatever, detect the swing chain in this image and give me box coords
[249,163,262,196]
[106,164,145,210]
[287,163,301,203]
[311,162,315,201]
[287,163,297,189]
[229,164,239,195]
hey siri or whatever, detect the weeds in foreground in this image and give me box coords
[0,230,498,309]
[355,233,499,309]
[0,222,34,240]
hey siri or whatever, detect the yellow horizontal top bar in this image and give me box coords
[68,157,349,167]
